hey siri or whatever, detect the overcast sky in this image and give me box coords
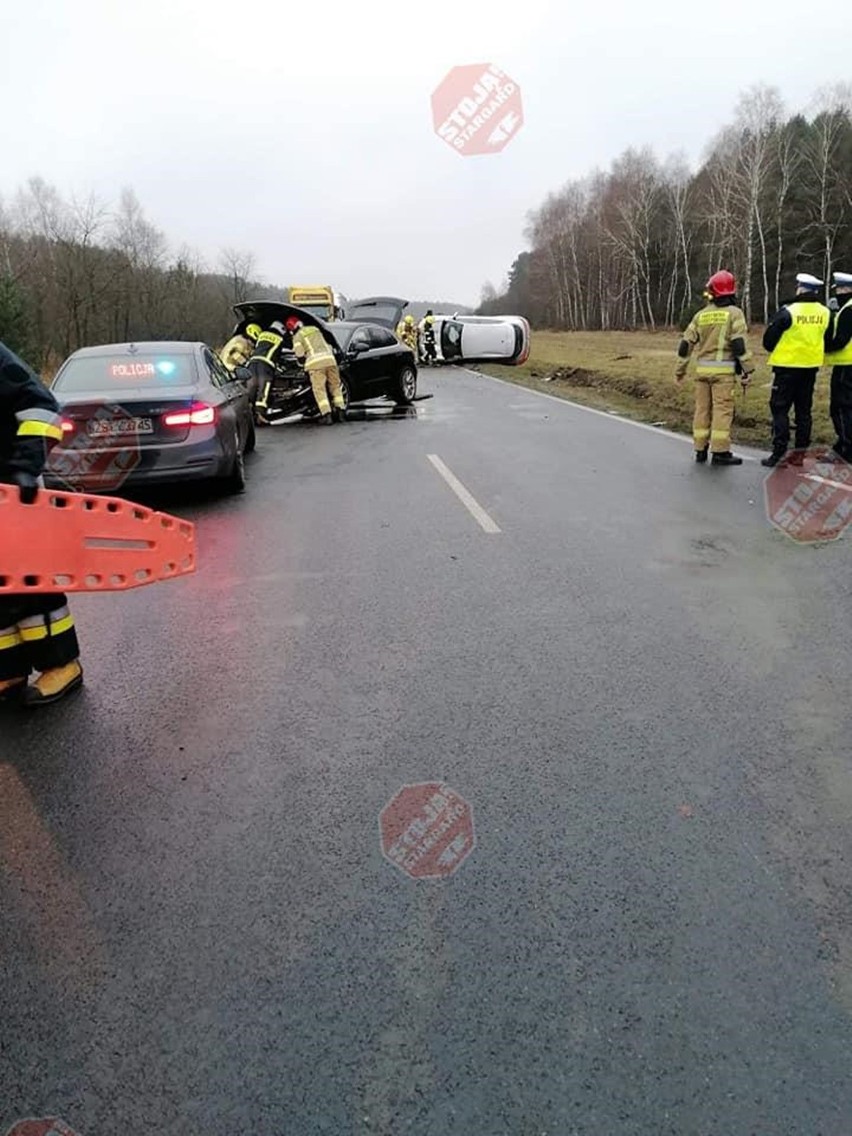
[2,0,849,306]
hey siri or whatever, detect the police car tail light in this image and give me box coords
[164,402,217,427]
[61,419,75,433]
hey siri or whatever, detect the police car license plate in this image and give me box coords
[88,417,154,437]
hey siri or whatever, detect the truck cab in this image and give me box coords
[286,285,343,322]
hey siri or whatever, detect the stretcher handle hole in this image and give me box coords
[54,574,73,587]
[85,574,102,587]
[106,501,121,514]
[50,495,69,508]
[23,575,40,588]
[135,569,153,582]
[110,574,126,586]
[82,499,96,511]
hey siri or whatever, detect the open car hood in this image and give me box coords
[344,296,408,330]
[232,300,344,362]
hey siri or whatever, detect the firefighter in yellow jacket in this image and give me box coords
[285,315,346,424]
[396,314,418,354]
[675,271,754,466]
[760,272,832,467]
[220,323,260,373]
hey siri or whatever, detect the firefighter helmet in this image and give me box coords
[285,316,301,332]
[706,270,736,298]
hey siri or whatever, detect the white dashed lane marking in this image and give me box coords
[427,454,501,534]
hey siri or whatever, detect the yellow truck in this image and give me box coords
[286,285,344,322]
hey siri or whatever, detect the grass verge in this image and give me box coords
[475,329,836,450]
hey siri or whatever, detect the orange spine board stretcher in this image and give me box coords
[0,484,196,593]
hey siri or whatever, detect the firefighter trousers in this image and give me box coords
[830,366,852,458]
[0,594,80,680]
[693,375,735,453]
[309,366,345,416]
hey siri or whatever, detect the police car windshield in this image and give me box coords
[53,353,199,392]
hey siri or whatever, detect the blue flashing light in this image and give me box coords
[156,360,177,376]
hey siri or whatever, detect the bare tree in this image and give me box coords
[219,246,256,303]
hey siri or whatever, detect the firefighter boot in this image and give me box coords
[695,448,708,463]
[23,660,84,707]
[320,413,333,426]
[711,451,743,466]
[0,676,27,703]
[761,450,785,468]
[332,406,347,423]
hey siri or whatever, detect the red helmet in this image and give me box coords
[706,270,736,297]
[284,315,301,332]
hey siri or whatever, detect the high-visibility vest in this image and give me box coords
[826,298,852,366]
[292,325,335,371]
[767,301,830,368]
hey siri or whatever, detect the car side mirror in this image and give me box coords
[349,341,366,355]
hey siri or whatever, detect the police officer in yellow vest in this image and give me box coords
[675,270,754,466]
[284,315,347,424]
[761,273,832,467]
[826,271,852,461]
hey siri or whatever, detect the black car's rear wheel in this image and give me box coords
[222,429,247,494]
[390,366,417,405]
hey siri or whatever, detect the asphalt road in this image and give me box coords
[3,368,852,1135]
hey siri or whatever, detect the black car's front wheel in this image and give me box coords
[338,374,351,410]
[390,365,417,405]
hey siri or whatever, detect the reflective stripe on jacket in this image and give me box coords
[767,302,831,368]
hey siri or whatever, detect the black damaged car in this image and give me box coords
[231,300,417,424]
